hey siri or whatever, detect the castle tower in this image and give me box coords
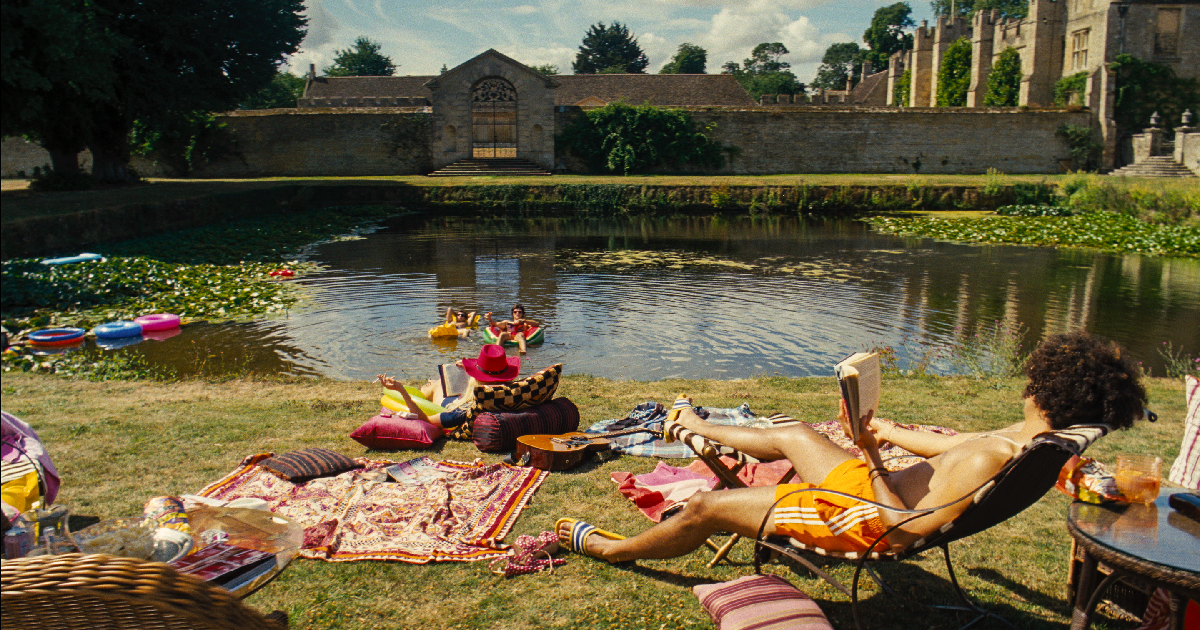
[910,21,936,107]
[886,50,908,106]
[967,10,999,107]
[1019,0,1066,106]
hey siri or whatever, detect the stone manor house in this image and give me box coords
[1,0,1196,177]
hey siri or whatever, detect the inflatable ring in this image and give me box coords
[134,313,181,332]
[41,253,102,265]
[28,327,86,346]
[481,325,545,347]
[429,322,460,338]
[381,386,447,416]
[93,321,143,339]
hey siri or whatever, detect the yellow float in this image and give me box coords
[381,386,447,416]
[429,314,480,338]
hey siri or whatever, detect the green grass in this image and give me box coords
[1,371,1187,630]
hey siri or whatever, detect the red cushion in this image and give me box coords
[350,414,441,450]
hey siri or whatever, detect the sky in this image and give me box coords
[284,0,937,85]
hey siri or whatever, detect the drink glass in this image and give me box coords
[1115,454,1162,504]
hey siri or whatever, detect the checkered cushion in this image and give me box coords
[470,364,562,417]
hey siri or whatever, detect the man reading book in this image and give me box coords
[556,332,1148,561]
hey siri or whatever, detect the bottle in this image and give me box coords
[4,519,34,559]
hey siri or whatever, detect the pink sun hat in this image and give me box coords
[462,344,520,383]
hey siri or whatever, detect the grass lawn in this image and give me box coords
[1,371,1188,630]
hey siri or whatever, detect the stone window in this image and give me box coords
[1154,8,1181,57]
[1070,29,1089,70]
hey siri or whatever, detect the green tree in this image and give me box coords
[936,36,972,106]
[983,46,1021,106]
[325,37,395,76]
[1,0,119,177]
[1110,54,1200,141]
[862,2,915,71]
[931,0,1027,20]
[894,68,912,106]
[529,64,559,75]
[722,43,804,100]
[557,102,723,174]
[660,43,707,74]
[573,22,649,74]
[811,43,864,91]
[239,71,306,109]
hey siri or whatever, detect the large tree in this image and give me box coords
[721,43,804,100]
[983,47,1021,106]
[324,37,396,77]
[573,22,649,74]
[810,42,864,91]
[240,71,306,109]
[862,2,915,71]
[936,36,972,106]
[660,43,707,74]
[3,0,306,182]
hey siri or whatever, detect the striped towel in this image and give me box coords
[1169,375,1200,490]
[587,403,762,458]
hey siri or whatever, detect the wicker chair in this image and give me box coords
[1,553,288,630]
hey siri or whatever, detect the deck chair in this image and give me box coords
[668,419,1111,630]
[1,552,289,630]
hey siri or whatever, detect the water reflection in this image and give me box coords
[105,215,1200,381]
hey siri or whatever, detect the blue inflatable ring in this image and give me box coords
[28,327,86,346]
[93,321,143,339]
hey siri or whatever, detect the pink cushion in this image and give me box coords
[693,574,833,630]
[350,414,441,450]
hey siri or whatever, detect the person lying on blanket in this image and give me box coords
[557,331,1147,561]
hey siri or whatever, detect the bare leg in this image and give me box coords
[675,407,855,486]
[559,485,780,562]
[516,332,527,354]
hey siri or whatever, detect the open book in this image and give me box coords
[439,363,471,398]
[835,352,881,442]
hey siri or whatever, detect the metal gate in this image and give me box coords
[471,78,517,158]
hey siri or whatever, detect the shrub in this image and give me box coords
[1054,72,1089,106]
[893,68,911,107]
[556,103,724,175]
[984,47,1021,106]
[936,37,972,107]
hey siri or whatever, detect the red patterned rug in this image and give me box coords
[197,454,547,563]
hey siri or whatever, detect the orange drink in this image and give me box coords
[1115,454,1162,504]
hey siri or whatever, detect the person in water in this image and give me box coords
[486,304,540,354]
[377,344,520,429]
[444,306,477,338]
[555,331,1147,563]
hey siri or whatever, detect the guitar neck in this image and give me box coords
[592,426,663,440]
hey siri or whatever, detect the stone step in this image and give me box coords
[1110,156,1197,178]
[427,158,551,177]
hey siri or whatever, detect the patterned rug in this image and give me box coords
[196,454,547,563]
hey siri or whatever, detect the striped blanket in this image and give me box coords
[197,453,547,563]
[586,402,765,458]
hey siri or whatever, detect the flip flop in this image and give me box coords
[555,518,625,559]
[663,395,693,443]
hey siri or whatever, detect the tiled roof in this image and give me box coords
[850,70,889,105]
[300,73,754,108]
[303,76,435,99]
[552,74,754,107]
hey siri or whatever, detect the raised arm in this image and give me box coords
[866,417,1021,459]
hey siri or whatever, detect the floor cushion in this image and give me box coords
[472,397,580,453]
[260,447,361,482]
[350,414,442,450]
[693,574,834,630]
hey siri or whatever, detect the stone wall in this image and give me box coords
[617,107,1088,175]
[190,108,434,178]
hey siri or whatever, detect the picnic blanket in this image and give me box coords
[196,453,547,563]
[586,402,765,458]
[611,420,957,521]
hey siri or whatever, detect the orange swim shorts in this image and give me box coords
[772,459,888,553]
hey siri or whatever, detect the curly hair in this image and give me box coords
[1023,331,1146,430]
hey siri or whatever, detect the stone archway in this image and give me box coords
[471,77,517,158]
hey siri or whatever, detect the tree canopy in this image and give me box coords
[240,72,306,109]
[573,22,649,74]
[811,43,864,91]
[660,43,707,74]
[324,37,396,77]
[528,64,559,75]
[2,0,306,182]
[721,43,804,100]
[936,36,972,106]
[862,2,915,70]
[931,0,1028,20]
[557,102,723,174]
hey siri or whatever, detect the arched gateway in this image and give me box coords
[471,78,517,158]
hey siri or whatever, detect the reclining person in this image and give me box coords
[557,331,1147,561]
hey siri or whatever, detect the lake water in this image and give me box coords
[118,214,1199,382]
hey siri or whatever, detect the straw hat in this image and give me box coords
[462,344,520,382]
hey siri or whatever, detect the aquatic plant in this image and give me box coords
[946,320,1028,379]
[1156,341,1199,379]
[995,204,1075,217]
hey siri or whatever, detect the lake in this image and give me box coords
[117,214,1199,382]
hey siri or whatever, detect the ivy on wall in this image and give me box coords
[893,68,911,107]
[936,37,972,107]
[556,102,725,175]
[984,47,1022,106]
[1053,72,1089,107]
[1111,54,1199,138]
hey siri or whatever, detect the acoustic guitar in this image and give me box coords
[515,427,661,471]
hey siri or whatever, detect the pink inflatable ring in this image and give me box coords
[134,313,180,332]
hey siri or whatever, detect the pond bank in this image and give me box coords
[0,180,1051,259]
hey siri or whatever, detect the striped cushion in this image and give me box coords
[260,448,361,482]
[472,398,580,453]
[1170,376,1200,489]
[693,574,833,630]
